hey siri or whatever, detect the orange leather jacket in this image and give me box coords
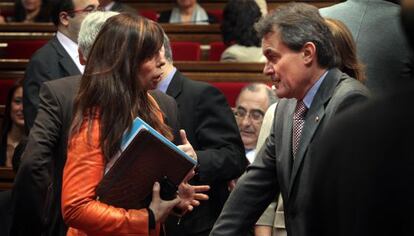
[62,96,163,236]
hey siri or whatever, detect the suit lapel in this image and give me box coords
[51,37,81,76]
[278,100,296,199]
[288,69,343,195]
[166,70,184,99]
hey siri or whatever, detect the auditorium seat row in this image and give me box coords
[0,60,268,107]
[0,40,227,61]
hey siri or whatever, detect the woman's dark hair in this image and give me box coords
[70,14,172,161]
[221,0,262,47]
[14,0,51,22]
[0,79,23,166]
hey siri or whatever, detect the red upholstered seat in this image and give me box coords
[0,79,16,105]
[2,40,48,59]
[139,10,158,22]
[171,42,201,61]
[209,82,249,108]
[209,41,227,61]
[207,9,223,23]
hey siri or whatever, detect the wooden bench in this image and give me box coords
[0,59,268,106]
[0,0,341,13]
[0,24,222,46]
[0,167,14,191]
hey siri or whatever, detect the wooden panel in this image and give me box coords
[0,167,14,191]
[0,59,267,83]
[0,24,221,44]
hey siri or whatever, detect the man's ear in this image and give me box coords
[302,42,316,65]
[59,12,70,27]
[78,48,86,65]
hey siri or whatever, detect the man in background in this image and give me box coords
[23,0,99,131]
[11,11,118,236]
[158,34,246,236]
[234,83,276,163]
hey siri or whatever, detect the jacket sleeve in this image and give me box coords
[61,118,158,236]
[10,82,62,235]
[194,85,247,183]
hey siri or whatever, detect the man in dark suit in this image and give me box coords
[23,0,99,131]
[320,0,414,95]
[10,11,176,236]
[158,34,246,236]
[307,1,414,235]
[99,0,137,15]
[209,3,370,236]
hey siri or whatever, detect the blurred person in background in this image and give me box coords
[159,0,216,24]
[98,0,136,15]
[220,0,265,62]
[11,0,51,22]
[0,80,25,168]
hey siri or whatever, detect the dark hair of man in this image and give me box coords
[50,0,74,26]
[14,0,52,22]
[255,2,340,69]
[0,79,23,166]
[70,14,172,160]
[221,0,262,47]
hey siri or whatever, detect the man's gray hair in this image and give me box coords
[238,83,278,108]
[78,11,119,59]
[255,2,340,68]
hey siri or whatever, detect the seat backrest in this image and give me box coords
[209,82,249,108]
[2,40,48,59]
[139,10,158,22]
[171,42,201,61]
[207,9,223,23]
[209,41,227,61]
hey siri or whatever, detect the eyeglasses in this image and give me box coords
[66,5,100,16]
[234,107,265,123]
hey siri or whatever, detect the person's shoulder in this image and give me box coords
[42,75,81,95]
[28,38,59,62]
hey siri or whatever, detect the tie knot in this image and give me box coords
[294,101,307,119]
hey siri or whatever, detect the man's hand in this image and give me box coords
[178,130,197,161]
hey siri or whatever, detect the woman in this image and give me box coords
[62,14,207,236]
[325,18,366,82]
[220,0,265,62]
[158,0,216,24]
[12,0,51,23]
[0,80,25,167]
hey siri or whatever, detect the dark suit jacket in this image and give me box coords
[23,36,81,132]
[320,0,414,94]
[11,75,180,236]
[210,68,370,236]
[164,70,246,235]
[110,1,137,15]
[307,80,414,236]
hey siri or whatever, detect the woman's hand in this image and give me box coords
[149,182,180,223]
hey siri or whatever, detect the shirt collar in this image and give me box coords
[302,70,328,109]
[56,31,85,73]
[157,67,176,93]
